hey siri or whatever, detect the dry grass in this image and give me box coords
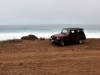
[39,37,46,40]
[0,39,22,43]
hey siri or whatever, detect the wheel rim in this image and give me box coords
[79,39,83,44]
[60,40,64,46]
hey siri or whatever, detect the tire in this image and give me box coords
[52,42,55,44]
[59,40,65,47]
[78,38,83,44]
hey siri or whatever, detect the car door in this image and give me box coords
[68,30,78,41]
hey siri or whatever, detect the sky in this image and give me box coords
[0,0,100,25]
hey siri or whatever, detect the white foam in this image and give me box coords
[85,33,100,38]
[0,32,100,41]
[0,32,56,41]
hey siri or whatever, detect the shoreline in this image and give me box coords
[0,37,100,42]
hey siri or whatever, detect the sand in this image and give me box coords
[0,39,100,75]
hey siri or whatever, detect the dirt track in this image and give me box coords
[0,39,100,75]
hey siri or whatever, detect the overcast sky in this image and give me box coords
[0,0,100,25]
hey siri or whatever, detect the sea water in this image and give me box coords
[0,25,100,41]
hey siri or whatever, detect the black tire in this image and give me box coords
[59,40,65,47]
[78,38,83,44]
[52,42,55,44]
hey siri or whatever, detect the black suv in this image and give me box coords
[50,28,86,46]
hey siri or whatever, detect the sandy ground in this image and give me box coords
[0,39,100,75]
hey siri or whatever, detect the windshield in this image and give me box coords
[61,29,69,34]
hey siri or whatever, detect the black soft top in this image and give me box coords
[63,28,84,30]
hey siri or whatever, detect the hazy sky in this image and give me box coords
[0,0,100,25]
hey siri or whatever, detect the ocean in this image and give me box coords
[0,25,100,41]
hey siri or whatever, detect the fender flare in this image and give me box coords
[59,38,67,42]
[76,37,83,42]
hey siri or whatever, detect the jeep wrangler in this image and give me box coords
[50,28,86,47]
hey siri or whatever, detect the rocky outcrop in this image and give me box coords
[21,34,38,40]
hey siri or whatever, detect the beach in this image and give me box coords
[0,39,100,75]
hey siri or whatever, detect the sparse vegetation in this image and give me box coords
[21,34,38,40]
[0,39,22,43]
[39,37,46,40]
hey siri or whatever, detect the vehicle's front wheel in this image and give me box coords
[78,38,83,44]
[52,42,55,44]
[59,40,65,47]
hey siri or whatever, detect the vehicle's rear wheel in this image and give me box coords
[59,40,65,47]
[78,38,83,44]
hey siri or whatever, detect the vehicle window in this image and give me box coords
[70,30,77,35]
[61,29,68,34]
[71,31,74,34]
[77,30,84,34]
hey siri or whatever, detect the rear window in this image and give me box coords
[77,30,84,34]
